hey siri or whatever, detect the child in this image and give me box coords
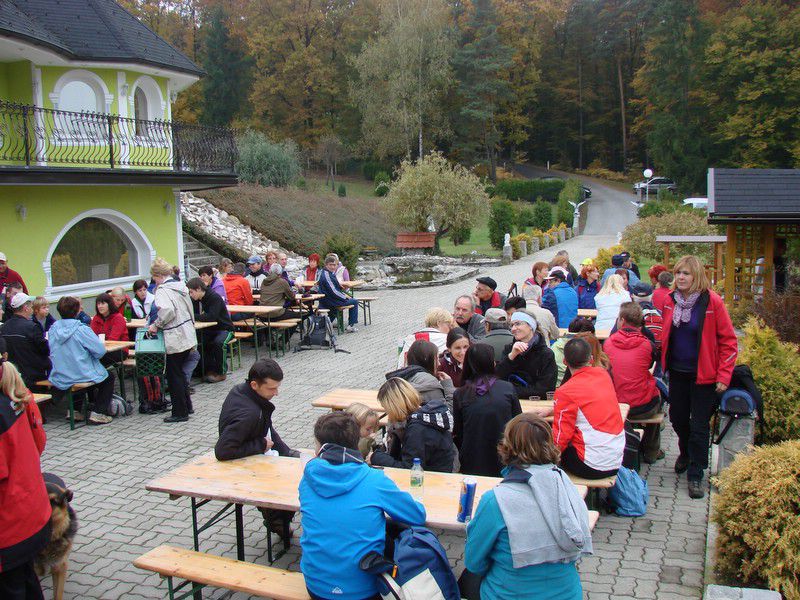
[31,296,55,334]
[345,402,380,458]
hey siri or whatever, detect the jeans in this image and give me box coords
[668,370,717,481]
[560,444,619,479]
[182,349,200,385]
[166,349,192,418]
[628,395,663,461]
[320,298,358,326]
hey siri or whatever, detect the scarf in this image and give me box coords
[672,291,700,327]
[475,376,497,396]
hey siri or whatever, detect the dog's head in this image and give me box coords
[46,481,73,508]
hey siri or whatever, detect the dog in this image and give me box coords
[35,474,78,600]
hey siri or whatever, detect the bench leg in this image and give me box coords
[166,575,205,600]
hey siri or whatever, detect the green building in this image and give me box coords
[0,0,236,299]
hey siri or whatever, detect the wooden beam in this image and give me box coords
[724,224,736,305]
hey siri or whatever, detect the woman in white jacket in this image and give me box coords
[594,274,632,331]
[131,279,155,319]
[148,258,197,423]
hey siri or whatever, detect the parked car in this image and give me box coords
[683,197,708,210]
[632,177,677,194]
[582,186,591,198]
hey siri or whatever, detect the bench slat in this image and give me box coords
[628,413,665,425]
[134,546,310,600]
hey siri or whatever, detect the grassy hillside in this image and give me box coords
[201,177,397,256]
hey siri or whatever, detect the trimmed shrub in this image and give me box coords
[712,440,800,598]
[489,199,516,249]
[324,233,361,275]
[374,171,391,197]
[511,233,531,259]
[493,178,565,203]
[236,130,301,188]
[449,225,472,246]
[592,244,625,273]
[517,205,536,230]
[621,211,719,262]
[738,318,800,443]
[338,183,347,197]
[556,197,573,227]
[532,199,552,231]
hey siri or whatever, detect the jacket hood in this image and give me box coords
[48,318,84,344]
[263,272,280,284]
[160,278,189,297]
[608,327,648,350]
[386,364,426,381]
[410,397,453,432]
[303,444,370,498]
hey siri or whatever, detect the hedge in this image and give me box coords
[493,178,565,203]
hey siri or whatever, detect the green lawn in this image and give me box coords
[305,173,376,200]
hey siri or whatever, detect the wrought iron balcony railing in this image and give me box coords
[0,101,238,173]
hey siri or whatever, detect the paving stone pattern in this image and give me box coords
[39,234,710,599]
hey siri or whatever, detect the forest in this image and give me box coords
[121,0,800,194]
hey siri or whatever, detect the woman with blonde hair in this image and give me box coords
[462,413,589,600]
[661,256,737,499]
[521,261,549,305]
[149,257,197,423]
[395,307,453,367]
[593,274,632,331]
[368,377,454,472]
[345,402,380,457]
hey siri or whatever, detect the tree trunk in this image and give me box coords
[578,55,584,170]
[616,56,627,173]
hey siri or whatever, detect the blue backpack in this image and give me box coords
[360,526,459,600]
[608,466,649,517]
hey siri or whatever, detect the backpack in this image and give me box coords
[137,375,166,414]
[297,313,350,354]
[108,393,133,417]
[713,364,763,444]
[641,308,663,350]
[607,466,648,517]
[360,527,460,600]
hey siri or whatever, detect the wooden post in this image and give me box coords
[714,242,724,287]
[724,225,736,306]
[663,243,670,270]
[763,225,776,295]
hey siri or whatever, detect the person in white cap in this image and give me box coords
[496,311,557,399]
[482,307,514,362]
[0,251,28,296]
[0,293,51,389]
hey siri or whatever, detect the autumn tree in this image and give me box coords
[314,135,347,190]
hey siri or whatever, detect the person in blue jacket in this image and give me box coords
[600,254,640,288]
[317,254,360,333]
[300,411,426,600]
[463,413,591,600]
[574,264,600,309]
[541,268,578,328]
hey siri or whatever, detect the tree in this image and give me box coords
[351,0,455,160]
[488,199,515,249]
[200,6,252,126]
[236,131,301,187]
[453,0,514,182]
[385,152,489,251]
[314,135,347,191]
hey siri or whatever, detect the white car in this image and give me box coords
[632,177,677,194]
[683,197,708,210]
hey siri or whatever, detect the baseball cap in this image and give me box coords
[10,293,34,310]
[246,255,264,265]
[620,251,631,260]
[476,276,498,290]
[544,267,568,280]
[484,308,508,324]
[611,254,624,267]
[632,282,654,297]
[0,252,6,261]
[580,258,594,266]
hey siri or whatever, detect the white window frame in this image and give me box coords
[128,75,170,149]
[48,70,115,146]
[42,208,157,298]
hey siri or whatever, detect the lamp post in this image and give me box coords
[643,168,654,203]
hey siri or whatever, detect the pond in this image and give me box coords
[392,271,437,284]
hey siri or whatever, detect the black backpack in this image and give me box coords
[713,364,763,444]
[296,314,350,354]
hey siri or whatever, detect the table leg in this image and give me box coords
[198,329,205,376]
[235,504,245,562]
[252,320,259,360]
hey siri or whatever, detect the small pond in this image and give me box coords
[392,271,437,285]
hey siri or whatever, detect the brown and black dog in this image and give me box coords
[35,474,78,600]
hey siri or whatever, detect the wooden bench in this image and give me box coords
[134,545,309,600]
[35,380,93,430]
[355,296,378,326]
[568,474,617,510]
[627,412,665,426]
[333,304,352,333]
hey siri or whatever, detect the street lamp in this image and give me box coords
[643,168,654,203]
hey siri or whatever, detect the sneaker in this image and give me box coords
[65,411,85,422]
[345,325,359,333]
[674,454,689,474]
[88,412,112,425]
[687,479,704,499]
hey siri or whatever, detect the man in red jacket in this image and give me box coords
[553,337,625,479]
[0,252,28,294]
[605,302,664,463]
[0,360,51,597]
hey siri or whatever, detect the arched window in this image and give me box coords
[59,81,98,113]
[134,86,149,136]
[50,70,112,142]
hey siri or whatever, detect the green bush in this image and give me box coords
[323,233,362,275]
[712,439,800,598]
[738,318,800,443]
[621,211,719,261]
[295,177,307,190]
[235,130,301,188]
[493,178,566,203]
[517,205,536,230]
[338,183,347,197]
[374,171,391,197]
[449,225,471,246]
[489,199,516,249]
[362,160,391,181]
[556,198,573,227]
[533,199,552,231]
[591,244,625,273]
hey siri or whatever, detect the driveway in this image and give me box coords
[514,163,639,237]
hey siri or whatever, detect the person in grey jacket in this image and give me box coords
[385,339,454,409]
[482,308,514,363]
[149,258,197,423]
[453,295,486,341]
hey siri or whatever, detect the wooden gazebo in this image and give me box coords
[657,235,728,286]
[708,168,800,307]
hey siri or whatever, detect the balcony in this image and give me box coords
[0,101,238,189]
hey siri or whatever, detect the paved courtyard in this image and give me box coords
[39,233,710,599]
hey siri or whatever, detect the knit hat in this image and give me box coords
[510,311,537,331]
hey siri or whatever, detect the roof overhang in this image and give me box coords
[708,214,800,225]
[0,167,237,191]
[0,36,201,92]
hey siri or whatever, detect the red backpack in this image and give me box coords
[642,308,663,350]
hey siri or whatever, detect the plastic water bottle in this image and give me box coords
[410,458,424,502]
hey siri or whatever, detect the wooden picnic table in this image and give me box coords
[104,340,135,352]
[560,328,610,341]
[126,319,217,331]
[33,393,51,404]
[577,308,598,318]
[227,305,284,360]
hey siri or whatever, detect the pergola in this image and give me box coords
[657,235,728,286]
[707,168,800,307]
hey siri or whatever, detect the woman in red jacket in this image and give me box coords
[661,256,737,499]
[0,359,50,598]
[90,292,128,367]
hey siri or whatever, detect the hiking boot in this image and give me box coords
[642,449,666,465]
[65,411,85,422]
[688,479,705,499]
[88,412,112,425]
[674,454,689,474]
[345,325,358,333]
[204,373,227,383]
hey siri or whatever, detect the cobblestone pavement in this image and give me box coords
[38,234,710,599]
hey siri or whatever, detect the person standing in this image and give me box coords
[661,256,737,499]
[0,251,28,294]
[149,258,197,423]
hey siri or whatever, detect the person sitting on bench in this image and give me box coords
[215,359,299,543]
[553,338,624,480]
[317,254,359,333]
[187,278,234,383]
[259,264,302,320]
[300,411,426,600]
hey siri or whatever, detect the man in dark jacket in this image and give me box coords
[187,278,234,383]
[496,311,557,400]
[215,358,299,543]
[318,254,359,333]
[0,294,50,388]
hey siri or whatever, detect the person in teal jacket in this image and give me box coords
[48,296,115,424]
[300,412,426,600]
[463,413,591,600]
